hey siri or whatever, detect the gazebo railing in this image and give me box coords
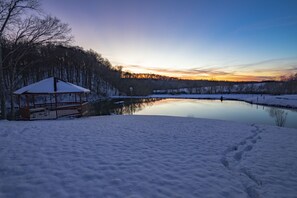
[18,101,89,120]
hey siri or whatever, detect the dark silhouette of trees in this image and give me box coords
[3,43,121,117]
[3,15,72,117]
[282,73,297,94]
[0,0,41,119]
[1,0,72,118]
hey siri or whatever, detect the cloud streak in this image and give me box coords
[231,57,297,69]
[121,57,297,81]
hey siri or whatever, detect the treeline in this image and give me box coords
[121,72,179,80]
[117,74,297,96]
[281,73,297,93]
[3,42,120,97]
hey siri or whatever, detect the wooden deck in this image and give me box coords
[19,102,89,120]
[30,109,80,120]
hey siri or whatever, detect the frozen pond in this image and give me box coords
[90,98,297,129]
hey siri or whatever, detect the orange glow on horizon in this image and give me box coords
[177,75,278,82]
[121,67,282,82]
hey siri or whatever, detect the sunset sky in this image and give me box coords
[43,0,297,81]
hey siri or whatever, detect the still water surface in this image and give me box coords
[90,98,297,129]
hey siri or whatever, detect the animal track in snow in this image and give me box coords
[234,151,243,161]
[244,145,253,151]
[220,157,229,168]
[241,167,262,186]
[246,186,260,198]
[220,124,263,198]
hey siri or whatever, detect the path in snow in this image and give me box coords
[221,124,264,198]
[0,115,297,198]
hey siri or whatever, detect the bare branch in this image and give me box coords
[0,0,40,36]
[8,15,73,45]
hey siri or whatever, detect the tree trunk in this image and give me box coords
[0,41,7,119]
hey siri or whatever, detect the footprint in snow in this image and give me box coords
[19,128,29,134]
[246,186,260,198]
[220,157,229,168]
[234,151,243,161]
[241,167,262,186]
[251,139,257,144]
[244,145,253,152]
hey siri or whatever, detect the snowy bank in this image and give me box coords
[1,116,297,197]
[113,94,297,109]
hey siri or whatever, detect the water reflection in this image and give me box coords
[267,108,288,127]
[89,98,297,129]
[89,98,163,116]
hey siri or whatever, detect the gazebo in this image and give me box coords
[14,77,91,120]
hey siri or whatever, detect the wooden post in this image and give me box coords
[80,93,82,116]
[55,93,58,119]
[25,95,29,109]
[25,95,30,120]
[50,94,52,108]
[18,95,21,109]
[32,95,35,108]
[54,77,58,119]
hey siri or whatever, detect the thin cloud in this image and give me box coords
[233,57,297,69]
[123,65,234,76]
[120,57,297,81]
[253,66,297,73]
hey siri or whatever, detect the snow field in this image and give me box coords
[0,115,297,197]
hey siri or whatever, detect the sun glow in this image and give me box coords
[43,0,297,82]
[119,63,291,82]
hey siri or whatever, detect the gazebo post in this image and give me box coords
[18,95,21,109]
[49,94,51,108]
[80,93,82,116]
[25,94,30,120]
[32,95,35,108]
[25,95,29,109]
[55,93,58,119]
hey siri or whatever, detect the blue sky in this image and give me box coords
[43,0,297,81]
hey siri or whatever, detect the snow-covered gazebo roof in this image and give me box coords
[14,77,90,95]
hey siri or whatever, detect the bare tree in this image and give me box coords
[0,0,40,119]
[268,108,288,127]
[4,14,72,117]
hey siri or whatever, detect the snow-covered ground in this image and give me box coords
[1,115,297,198]
[113,94,297,109]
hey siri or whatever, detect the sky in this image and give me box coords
[42,0,297,81]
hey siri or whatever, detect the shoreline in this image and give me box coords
[110,94,297,110]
